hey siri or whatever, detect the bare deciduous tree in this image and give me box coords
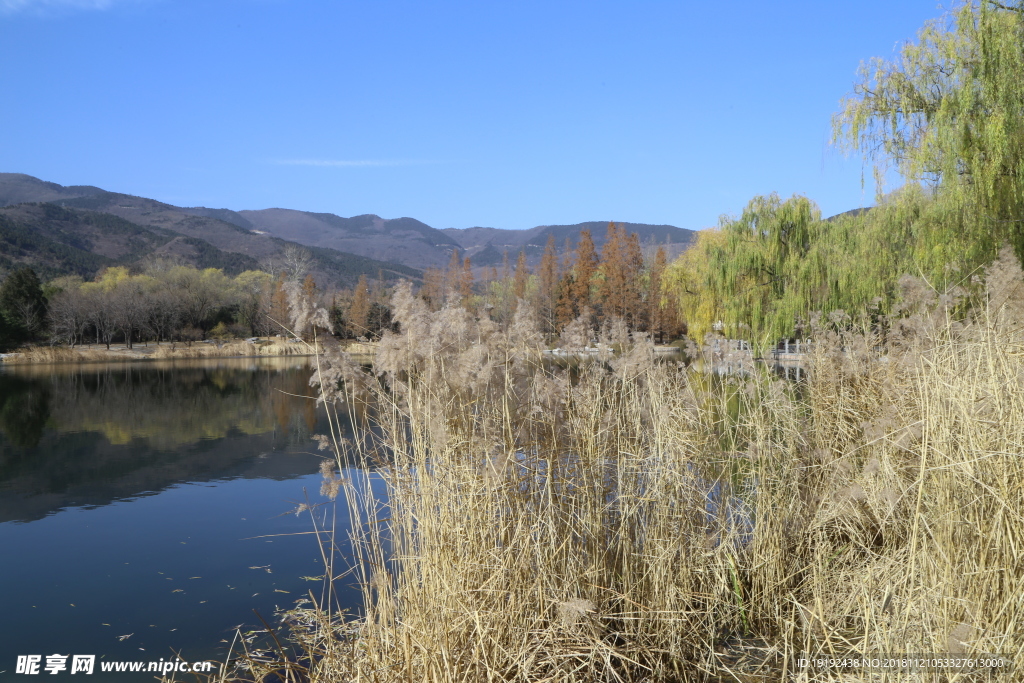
[110,279,149,349]
[48,288,90,346]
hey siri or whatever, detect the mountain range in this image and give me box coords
[0,173,696,286]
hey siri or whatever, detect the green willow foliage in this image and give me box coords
[666,1,1023,345]
[835,0,1024,259]
[664,188,990,346]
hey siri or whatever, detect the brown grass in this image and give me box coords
[2,339,328,364]
[233,286,1024,682]
[149,339,321,359]
[3,346,115,363]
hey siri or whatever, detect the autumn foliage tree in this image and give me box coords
[420,268,444,311]
[348,275,371,338]
[647,246,681,342]
[556,229,599,326]
[419,250,476,312]
[597,222,645,326]
[446,249,463,302]
[513,251,529,301]
[269,273,290,332]
[460,256,473,304]
[536,235,560,333]
[410,225,668,342]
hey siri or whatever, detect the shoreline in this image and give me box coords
[1,340,688,366]
[0,339,380,365]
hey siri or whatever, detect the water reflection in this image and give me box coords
[0,358,329,523]
[0,358,372,673]
[0,373,51,449]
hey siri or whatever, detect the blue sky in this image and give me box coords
[0,0,946,231]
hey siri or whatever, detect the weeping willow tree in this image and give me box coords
[663,187,989,346]
[665,0,1022,346]
[662,194,818,344]
[834,0,1024,262]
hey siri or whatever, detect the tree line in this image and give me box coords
[661,1,1024,346]
[9,4,1020,354]
[418,223,685,343]
[0,261,396,352]
[1,222,686,352]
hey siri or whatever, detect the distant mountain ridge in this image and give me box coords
[0,173,697,281]
[0,173,107,207]
[441,221,693,268]
[235,211,695,271]
[236,209,464,270]
[0,174,420,285]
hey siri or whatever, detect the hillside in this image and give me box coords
[441,221,694,268]
[239,209,462,270]
[0,173,695,282]
[0,176,420,286]
[0,173,106,207]
[240,210,695,271]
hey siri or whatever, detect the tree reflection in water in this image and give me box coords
[0,358,346,523]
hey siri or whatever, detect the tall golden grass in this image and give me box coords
[2,339,322,364]
[149,339,321,359]
[238,284,1023,682]
[5,345,114,363]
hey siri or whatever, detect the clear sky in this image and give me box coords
[0,0,946,231]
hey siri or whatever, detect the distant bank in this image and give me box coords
[0,338,379,364]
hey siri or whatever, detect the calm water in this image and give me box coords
[0,358,376,680]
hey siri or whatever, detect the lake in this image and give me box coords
[0,358,374,679]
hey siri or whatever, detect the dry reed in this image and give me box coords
[233,283,1023,682]
[2,339,324,364]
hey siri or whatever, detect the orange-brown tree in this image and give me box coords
[647,246,668,341]
[460,256,474,306]
[596,223,644,327]
[536,235,559,333]
[446,249,463,298]
[420,268,444,310]
[555,229,599,327]
[348,275,371,338]
[268,272,290,333]
[513,251,529,302]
